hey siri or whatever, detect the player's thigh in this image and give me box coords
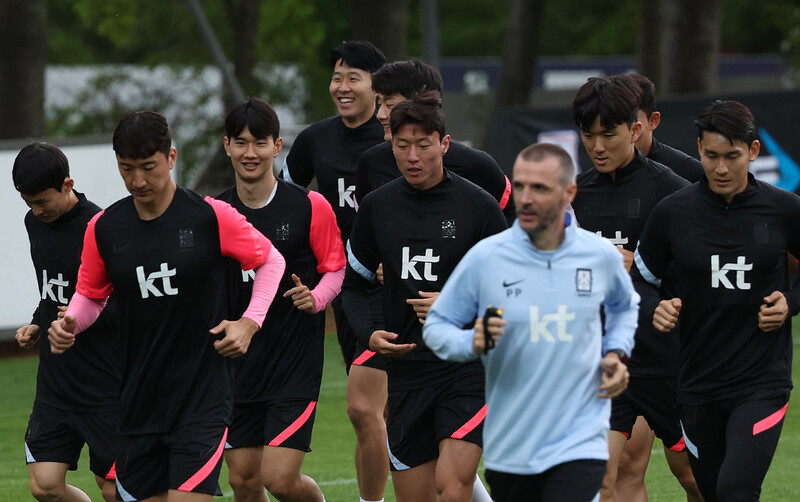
[437,438,482,486]
[224,446,263,483]
[347,364,388,421]
[391,459,437,502]
[261,445,307,482]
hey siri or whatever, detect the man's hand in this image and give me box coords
[211,317,259,358]
[57,306,67,319]
[368,330,416,358]
[283,274,316,314]
[653,298,682,332]
[598,352,629,398]
[406,291,440,324]
[16,324,40,349]
[616,247,634,272]
[759,291,788,332]
[472,315,507,355]
[376,263,384,285]
[48,316,77,354]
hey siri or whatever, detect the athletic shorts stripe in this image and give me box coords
[668,436,686,452]
[178,427,227,492]
[680,420,699,458]
[352,349,377,366]
[499,175,512,210]
[387,439,411,471]
[753,402,788,435]
[105,462,117,480]
[268,401,317,447]
[117,478,136,502]
[450,404,487,440]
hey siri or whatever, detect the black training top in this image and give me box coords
[218,181,345,403]
[355,140,515,224]
[632,174,800,405]
[284,115,384,244]
[573,150,689,377]
[343,170,507,391]
[77,187,272,434]
[26,191,120,412]
[648,137,704,183]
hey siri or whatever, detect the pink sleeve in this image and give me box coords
[309,267,345,313]
[307,190,346,274]
[76,212,114,299]
[205,196,272,270]
[242,247,286,327]
[499,175,512,210]
[65,292,107,335]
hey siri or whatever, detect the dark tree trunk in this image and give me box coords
[0,0,46,139]
[671,0,722,93]
[223,0,262,96]
[495,0,546,108]
[350,0,410,62]
[637,0,665,90]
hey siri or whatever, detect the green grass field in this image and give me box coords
[1,329,799,501]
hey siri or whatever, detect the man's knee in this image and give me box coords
[347,396,383,432]
[263,471,300,500]
[437,477,473,502]
[228,465,263,495]
[29,479,65,502]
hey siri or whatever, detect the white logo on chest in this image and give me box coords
[596,230,628,248]
[529,305,575,342]
[337,177,355,208]
[710,255,752,290]
[41,270,69,303]
[136,263,179,298]
[400,247,439,281]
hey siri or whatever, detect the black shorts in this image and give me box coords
[226,399,316,452]
[25,400,117,480]
[114,423,227,500]
[351,339,387,371]
[679,388,790,501]
[387,367,485,470]
[486,460,606,502]
[332,295,357,372]
[610,375,684,450]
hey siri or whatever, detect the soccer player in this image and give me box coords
[632,100,800,501]
[355,60,514,222]
[342,92,507,502]
[423,142,639,502]
[13,143,119,502]
[611,73,704,501]
[217,98,345,502]
[349,59,505,502]
[48,111,286,502]
[282,40,386,373]
[630,73,704,183]
[569,75,700,502]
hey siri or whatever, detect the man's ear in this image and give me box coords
[648,111,661,131]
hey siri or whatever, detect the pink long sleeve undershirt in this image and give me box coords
[309,266,345,313]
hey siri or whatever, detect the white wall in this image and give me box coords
[0,143,128,332]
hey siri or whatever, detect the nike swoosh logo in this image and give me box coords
[502,279,524,287]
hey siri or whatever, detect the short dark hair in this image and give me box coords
[372,60,444,99]
[329,40,387,73]
[572,75,642,131]
[517,143,576,186]
[12,142,70,195]
[389,91,446,139]
[694,100,757,146]
[113,111,172,160]
[627,73,656,117]
[225,98,280,141]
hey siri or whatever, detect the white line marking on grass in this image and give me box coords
[318,477,358,486]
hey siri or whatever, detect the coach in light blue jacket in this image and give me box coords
[423,143,639,502]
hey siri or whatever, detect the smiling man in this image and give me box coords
[570,75,695,502]
[632,100,800,502]
[217,98,345,502]
[282,40,386,378]
[343,92,506,502]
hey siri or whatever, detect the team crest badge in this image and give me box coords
[179,228,194,248]
[576,268,592,294]
[442,219,456,239]
[276,222,290,241]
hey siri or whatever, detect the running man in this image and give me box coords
[218,98,345,502]
[423,142,639,502]
[632,100,800,501]
[13,143,120,502]
[343,92,506,502]
[48,111,286,501]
